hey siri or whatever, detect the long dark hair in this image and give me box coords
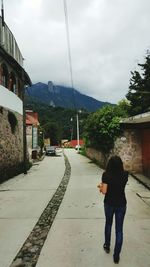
[106,156,124,177]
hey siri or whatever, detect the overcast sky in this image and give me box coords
[4,0,150,103]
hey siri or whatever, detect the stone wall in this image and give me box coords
[112,129,142,173]
[86,129,143,173]
[86,147,107,169]
[0,106,23,182]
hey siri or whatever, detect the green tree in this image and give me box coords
[83,105,122,153]
[126,52,150,115]
[114,99,130,118]
[43,122,62,145]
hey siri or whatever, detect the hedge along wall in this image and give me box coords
[0,106,23,183]
[86,129,142,173]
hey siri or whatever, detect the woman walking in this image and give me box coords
[98,156,128,264]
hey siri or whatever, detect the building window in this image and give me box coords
[1,63,9,88]
[9,72,17,93]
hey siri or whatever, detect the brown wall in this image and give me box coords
[86,129,143,173]
[112,130,142,173]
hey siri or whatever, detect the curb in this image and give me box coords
[130,173,150,190]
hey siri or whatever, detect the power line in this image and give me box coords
[63,0,81,149]
[63,0,76,109]
[63,0,74,89]
[1,0,5,26]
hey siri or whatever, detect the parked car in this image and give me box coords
[45,146,56,156]
[75,145,81,150]
[55,147,63,155]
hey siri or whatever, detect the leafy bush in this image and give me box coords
[83,105,122,153]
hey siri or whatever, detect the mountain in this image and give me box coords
[25,81,111,112]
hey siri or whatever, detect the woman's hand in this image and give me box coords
[97,183,107,194]
[97,183,103,193]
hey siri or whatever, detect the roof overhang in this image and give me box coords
[120,112,150,129]
[0,45,31,86]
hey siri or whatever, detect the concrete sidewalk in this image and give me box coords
[36,149,150,267]
[0,155,65,267]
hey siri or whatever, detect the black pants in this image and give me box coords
[104,203,126,255]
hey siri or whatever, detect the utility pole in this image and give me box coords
[1,0,4,26]
[70,117,73,141]
[76,113,80,153]
[1,0,5,45]
[22,83,27,174]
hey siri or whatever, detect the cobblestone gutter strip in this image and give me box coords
[10,153,71,267]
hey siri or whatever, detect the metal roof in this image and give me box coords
[120,112,150,124]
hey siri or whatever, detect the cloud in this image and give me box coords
[4,0,150,103]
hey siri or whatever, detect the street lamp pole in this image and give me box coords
[70,117,73,141]
[22,85,27,174]
[76,113,80,153]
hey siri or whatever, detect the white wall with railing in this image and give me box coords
[0,85,23,114]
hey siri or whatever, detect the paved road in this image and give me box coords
[36,149,150,267]
[0,149,150,267]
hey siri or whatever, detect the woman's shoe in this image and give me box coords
[113,254,120,263]
[103,244,110,253]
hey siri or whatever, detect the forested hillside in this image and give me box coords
[25,96,89,143]
[25,82,111,112]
